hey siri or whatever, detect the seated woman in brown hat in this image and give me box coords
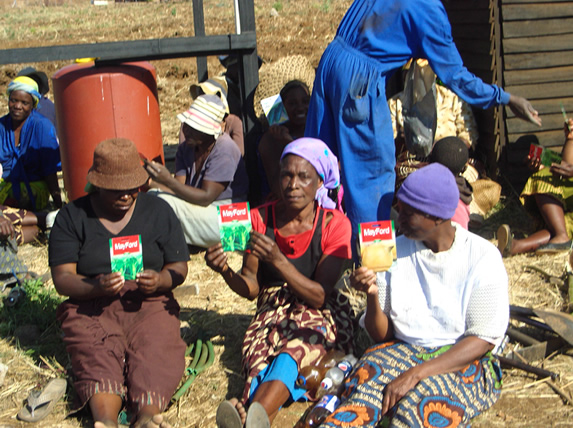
[49,138,189,428]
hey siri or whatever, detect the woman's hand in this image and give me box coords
[382,367,421,415]
[0,216,15,240]
[136,269,164,294]
[96,272,125,296]
[144,160,173,187]
[550,161,573,179]
[350,267,377,295]
[249,230,285,265]
[525,153,543,171]
[565,119,573,140]
[268,125,293,144]
[205,243,229,274]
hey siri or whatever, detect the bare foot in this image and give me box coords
[134,413,172,428]
[229,398,247,425]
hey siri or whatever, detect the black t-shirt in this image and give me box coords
[49,192,189,277]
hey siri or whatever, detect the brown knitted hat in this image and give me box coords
[253,55,315,119]
[87,138,149,190]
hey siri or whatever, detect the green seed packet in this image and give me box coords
[541,148,562,167]
[218,202,252,252]
[110,235,143,280]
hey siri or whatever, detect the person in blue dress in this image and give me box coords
[305,0,541,249]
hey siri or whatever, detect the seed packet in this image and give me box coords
[529,143,562,167]
[217,202,252,252]
[358,220,397,272]
[260,94,289,126]
[110,235,143,280]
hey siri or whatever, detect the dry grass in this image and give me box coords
[0,0,572,426]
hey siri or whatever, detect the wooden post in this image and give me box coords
[193,0,208,83]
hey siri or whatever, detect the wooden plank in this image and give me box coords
[504,18,573,38]
[504,33,573,54]
[507,112,569,134]
[454,38,492,55]
[502,4,573,20]
[508,129,563,147]
[452,25,491,40]
[504,80,573,100]
[503,0,572,4]
[505,65,573,85]
[0,33,258,65]
[193,0,208,83]
[504,51,573,70]
[447,9,490,24]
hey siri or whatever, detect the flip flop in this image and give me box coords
[17,378,67,422]
[535,240,572,255]
[216,400,242,428]
[496,224,513,257]
[246,402,270,428]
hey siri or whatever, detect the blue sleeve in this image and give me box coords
[410,3,510,109]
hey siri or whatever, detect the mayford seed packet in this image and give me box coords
[110,235,143,280]
[218,202,252,252]
[358,220,397,272]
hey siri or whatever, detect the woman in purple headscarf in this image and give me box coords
[206,137,354,428]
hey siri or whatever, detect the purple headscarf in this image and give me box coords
[280,137,340,209]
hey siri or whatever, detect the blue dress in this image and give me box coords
[0,110,60,207]
[305,0,510,243]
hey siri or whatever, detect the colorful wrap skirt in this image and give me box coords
[320,341,502,428]
[520,168,573,239]
[241,283,355,403]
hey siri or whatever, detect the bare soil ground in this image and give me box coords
[0,1,573,427]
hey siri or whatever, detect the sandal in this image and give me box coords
[216,400,242,428]
[535,240,572,255]
[246,402,270,428]
[496,224,513,257]
[17,378,67,422]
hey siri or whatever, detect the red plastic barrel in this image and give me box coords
[52,61,164,201]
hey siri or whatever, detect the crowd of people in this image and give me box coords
[5,0,573,427]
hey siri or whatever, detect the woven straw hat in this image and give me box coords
[177,94,225,138]
[253,55,315,119]
[470,179,502,216]
[87,138,149,190]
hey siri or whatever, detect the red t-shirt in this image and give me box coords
[251,202,352,260]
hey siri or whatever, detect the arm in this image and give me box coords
[205,243,261,300]
[549,118,573,178]
[51,263,125,300]
[136,261,188,294]
[145,160,226,206]
[44,172,62,208]
[381,335,493,415]
[351,267,394,342]
[259,126,293,198]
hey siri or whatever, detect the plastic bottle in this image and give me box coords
[296,349,345,394]
[316,354,358,398]
[296,394,340,427]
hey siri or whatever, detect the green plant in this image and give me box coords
[272,1,283,12]
[0,278,64,338]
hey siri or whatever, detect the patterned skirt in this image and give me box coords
[520,168,573,238]
[241,283,355,402]
[320,341,502,428]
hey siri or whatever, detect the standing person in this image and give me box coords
[305,0,541,246]
[0,76,61,210]
[49,138,189,428]
[320,163,509,427]
[206,138,354,428]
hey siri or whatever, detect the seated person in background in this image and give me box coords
[258,80,311,199]
[0,76,61,210]
[0,205,58,245]
[145,94,248,248]
[322,163,508,428]
[206,137,354,428]
[429,136,473,230]
[178,76,244,155]
[49,138,189,428]
[498,119,573,256]
[17,67,57,130]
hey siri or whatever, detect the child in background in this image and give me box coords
[429,136,472,229]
